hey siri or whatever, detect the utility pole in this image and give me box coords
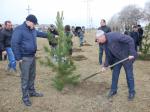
[84,0,93,31]
[26,5,31,15]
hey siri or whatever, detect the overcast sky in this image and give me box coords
[0,0,149,27]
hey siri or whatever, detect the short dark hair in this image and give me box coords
[4,21,11,25]
[101,19,106,23]
[65,25,71,32]
[0,24,2,27]
[133,25,138,28]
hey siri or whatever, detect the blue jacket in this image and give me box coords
[11,22,47,60]
[104,32,138,67]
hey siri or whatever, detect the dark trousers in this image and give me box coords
[19,57,36,101]
[99,45,104,65]
[0,51,2,61]
[111,60,135,94]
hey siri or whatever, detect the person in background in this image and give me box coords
[95,30,137,101]
[48,24,58,47]
[124,27,130,35]
[0,24,3,60]
[75,26,84,47]
[71,26,76,36]
[47,24,59,61]
[130,25,139,51]
[137,25,144,51]
[98,19,111,65]
[1,21,16,71]
[0,24,7,61]
[0,24,3,31]
[11,14,47,106]
[65,25,73,55]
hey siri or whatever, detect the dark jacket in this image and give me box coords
[11,22,47,61]
[98,25,111,33]
[1,28,13,48]
[48,29,58,46]
[138,27,143,40]
[130,31,140,45]
[104,32,138,67]
[0,31,4,51]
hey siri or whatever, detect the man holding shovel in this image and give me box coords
[95,30,138,100]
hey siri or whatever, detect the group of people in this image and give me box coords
[47,23,73,62]
[0,14,74,106]
[124,25,144,51]
[72,26,85,46]
[0,15,143,106]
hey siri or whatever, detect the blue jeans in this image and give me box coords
[79,36,84,46]
[99,45,103,65]
[19,57,36,101]
[6,47,16,71]
[111,60,135,94]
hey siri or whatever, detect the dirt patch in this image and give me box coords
[71,55,88,61]
[61,81,110,97]
[83,43,92,46]
[72,48,83,52]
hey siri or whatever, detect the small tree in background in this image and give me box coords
[41,12,80,91]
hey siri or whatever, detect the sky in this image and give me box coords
[0,0,149,27]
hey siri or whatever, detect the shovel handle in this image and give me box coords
[81,57,129,82]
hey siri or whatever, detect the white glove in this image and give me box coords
[128,55,134,60]
[18,60,23,63]
[101,67,106,72]
[2,51,7,55]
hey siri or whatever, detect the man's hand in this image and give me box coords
[128,56,134,60]
[18,60,23,63]
[101,67,106,72]
[2,51,7,55]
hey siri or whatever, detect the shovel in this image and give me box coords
[81,57,129,82]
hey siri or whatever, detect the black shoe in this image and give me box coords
[30,92,44,97]
[23,100,32,106]
[107,91,117,98]
[128,93,135,101]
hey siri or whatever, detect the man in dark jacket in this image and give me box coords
[0,24,3,60]
[98,19,111,65]
[11,14,47,106]
[95,30,137,101]
[1,21,16,71]
[130,25,140,51]
[137,25,144,51]
[75,26,84,46]
[48,24,58,48]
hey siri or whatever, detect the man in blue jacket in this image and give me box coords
[95,30,138,101]
[11,14,47,106]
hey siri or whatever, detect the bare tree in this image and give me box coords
[108,5,144,32]
[119,5,144,28]
[108,14,123,32]
[144,1,150,21]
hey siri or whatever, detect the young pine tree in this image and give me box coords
[41,12,80,91]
